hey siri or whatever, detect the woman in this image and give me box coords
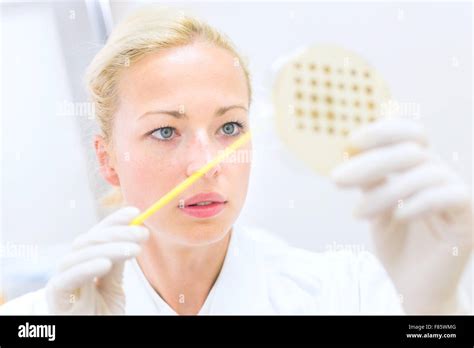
[1,6,472,315]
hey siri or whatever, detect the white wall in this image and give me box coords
[1,3,98,299]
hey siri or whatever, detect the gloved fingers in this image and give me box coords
[95,262,126,294]
[59,242,141,272]
[347,118,428,154]
[95,206,141,229]
[360,177,387,192]
[355,163,456,218]
[72,225,149,250]
[48,257,113,294]
[332,141,430,188]
[393,184,470,221]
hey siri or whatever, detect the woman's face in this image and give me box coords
[99,41,252,246]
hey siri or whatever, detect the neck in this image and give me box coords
[137,227,232,315]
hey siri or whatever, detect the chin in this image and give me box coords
[146,211,235,247]
[177,222,232,246]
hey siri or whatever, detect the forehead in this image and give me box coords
[117,41,249,111]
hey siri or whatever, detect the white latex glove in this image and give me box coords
[331,118,473,314]
[45,206,149,314]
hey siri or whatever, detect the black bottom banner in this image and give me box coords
[0,315,472,346]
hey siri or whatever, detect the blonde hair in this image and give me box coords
[85,6,252,208]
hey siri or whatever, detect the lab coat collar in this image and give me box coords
[206,224,274,314]
[123,224,274,315]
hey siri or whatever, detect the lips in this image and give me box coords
[182,192,226,207]
[179,192,227,219]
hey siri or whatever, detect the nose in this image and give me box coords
[185,134,222,179]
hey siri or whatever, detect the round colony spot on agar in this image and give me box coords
[354,100,360,108]
[313,124,320,132]
[311,79,317,86]
[364,71,370,78]
[326,111,335,120]
[340,99,347,106]
[294,77,302,84]
[367,101,375,110]
[368,115,376,122]
[341,114,348,121]
[294,62,302,69]
[311,94,318,102]
[297,122,305,129]
[354,115,361,123]
[296,108,304,116]
[341,128,349,137]
[352,84,359,92]
[311,109,319,118]
[323,65,331,74]
[295,91,303,100]
[325,96,334,104]
[351,69,357,76]
[365,86,372,94]
[338,83,344,90]
[325,80,332,88]
[309,63,316,71]
[327,126,335,134]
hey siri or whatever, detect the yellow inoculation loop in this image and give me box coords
[129,131,253,226]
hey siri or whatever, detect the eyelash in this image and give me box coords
[149,120,246,142]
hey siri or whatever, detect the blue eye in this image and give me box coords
[151,127,175,140]
[220,122,242,136]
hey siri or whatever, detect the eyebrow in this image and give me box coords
[138,104,248,120]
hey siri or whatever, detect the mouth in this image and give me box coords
[178,192,228,219]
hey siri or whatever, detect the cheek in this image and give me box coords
[116,144,182,210]
[226,153,252,201]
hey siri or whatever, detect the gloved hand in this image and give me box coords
[331,118,473,314]
[45,206,149,314]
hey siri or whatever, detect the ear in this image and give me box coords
[94,135,120,186]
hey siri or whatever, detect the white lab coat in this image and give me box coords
[0,224,404,315]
